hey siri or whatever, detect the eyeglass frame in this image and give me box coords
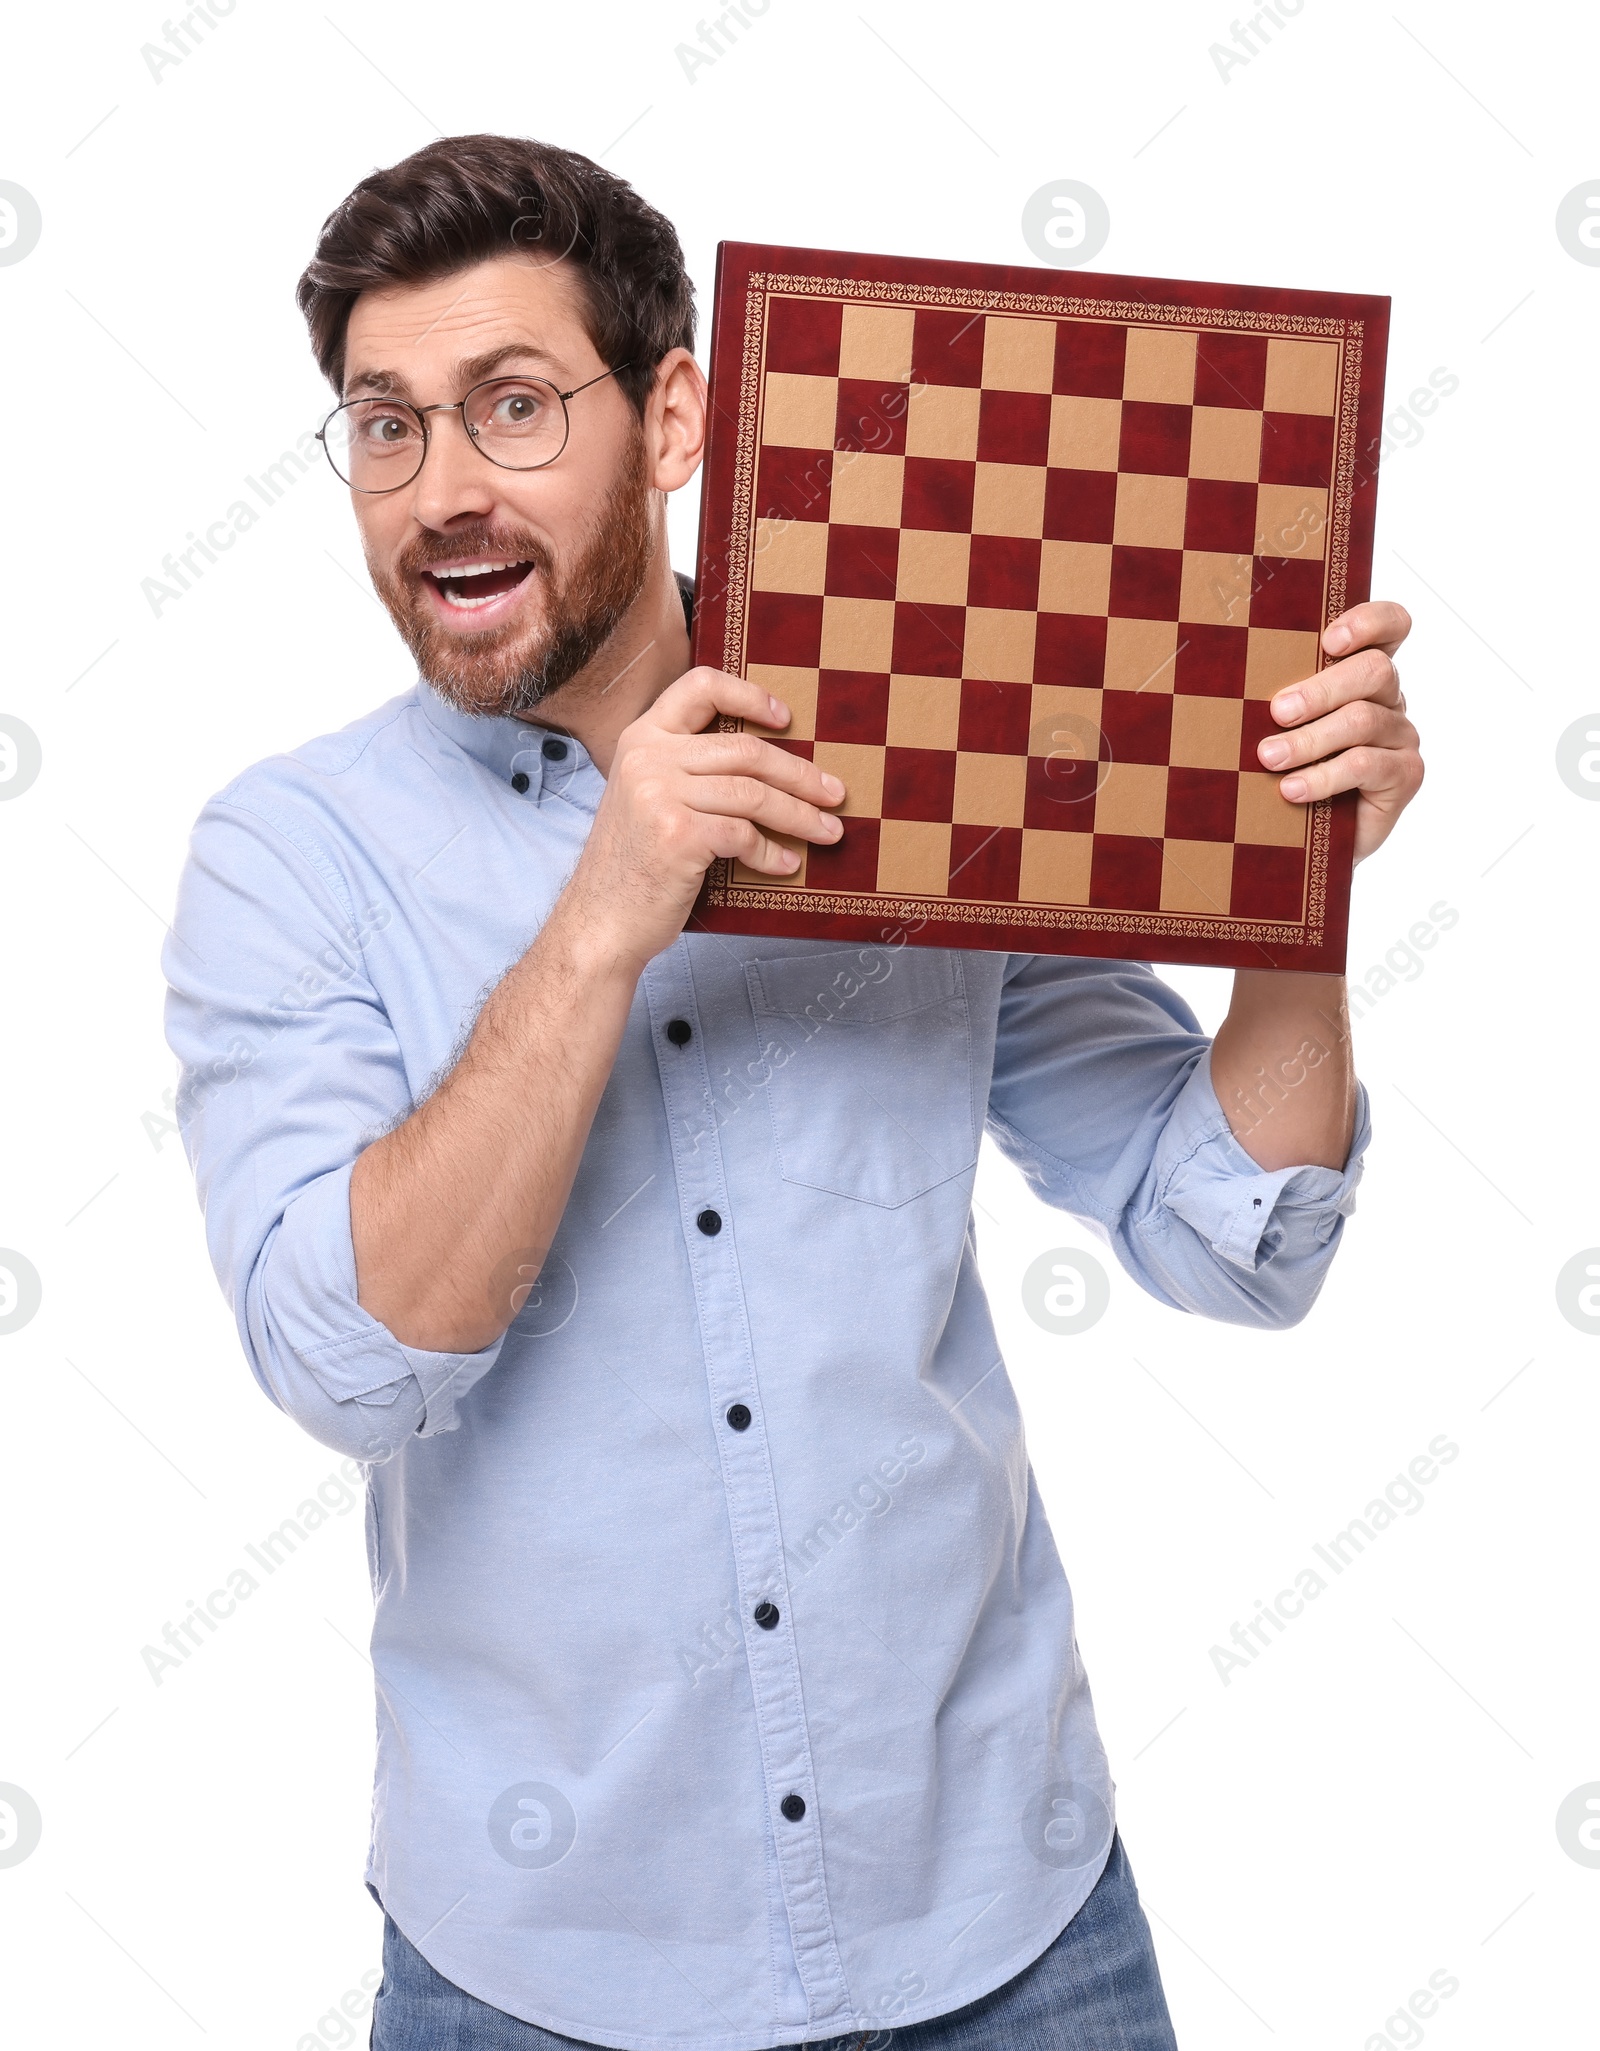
[315,361,634,494]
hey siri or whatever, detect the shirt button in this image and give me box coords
[725,1403,751,1431]
[780,1794,806,1822]
[665,1018,692,1046]
[696,1209,722,1236]
[753,1601,780,1630]
[510,771,530,793]
[541,735,569,761]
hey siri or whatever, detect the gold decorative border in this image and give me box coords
[714,269,1366,946]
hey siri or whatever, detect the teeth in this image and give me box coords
[440,585,506,610]
[430,560,524,580]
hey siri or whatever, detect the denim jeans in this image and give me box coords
[369,1831,1179,2050]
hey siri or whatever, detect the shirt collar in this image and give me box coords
[416,680,598,807]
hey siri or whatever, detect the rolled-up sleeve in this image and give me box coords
[163,791,505,1460]
[985,953,1368,1328]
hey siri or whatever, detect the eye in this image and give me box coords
[485,383,550,431]
[349,403,418,448]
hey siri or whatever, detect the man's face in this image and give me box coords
[340,254,656,719]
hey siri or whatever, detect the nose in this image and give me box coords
[407,407,500,530]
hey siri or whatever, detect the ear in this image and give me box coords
[645,348,707,493]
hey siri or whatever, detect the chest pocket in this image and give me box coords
[745,944,978,1208]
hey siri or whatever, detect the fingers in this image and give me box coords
[684,772,846,846]
[1270,643,1403,726]
[678,728,844,813]
[648,664,796,738]
[1258,697,1418,778]
[1322,599,1411,662]
[1270,741,1425,813]
[700,816,812,877]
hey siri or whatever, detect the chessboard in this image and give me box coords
[689,243,1388,971]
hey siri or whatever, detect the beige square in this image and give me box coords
[877,819,951,896]
[1160,839,1234,914]
[811,741,884,818]
[1038,540,1112,616]
[750,518,828,595]
[762,372,838,449]
[1236,770,1310,847]
[972,463,1047,538]
[896,528,971,604]
[819,596,895,672]
[734,834,807,890]
[1122,327,1197,404]
[887,675,962,750]
[906,381,981,461]
[828,451,904,526]
[1180,550,1254,628]
[1169,695,1243,771]
[838,303,916,383]
[1104,618,1178,693]
[1049,395,1122,470]
[1263,338,1339,416]
[746,665,819,741]
[964,608,1037,683]
[1114,473,1189,550]
[1029,685,1104,768]
[1094,762,1168,838]
[981,316,1057,393]
[1188,406,1262,482]
[1255,484,1328,561]
[1019,827,1094,905]
[953,751,1027,827]
[1245,628,1320,700]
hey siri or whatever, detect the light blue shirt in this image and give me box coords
[164,676,1367,2049]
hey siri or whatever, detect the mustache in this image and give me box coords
[396,527,555,578]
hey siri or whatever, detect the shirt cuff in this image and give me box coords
[258,1160,507,1437]
[1155,1049,1370,1275]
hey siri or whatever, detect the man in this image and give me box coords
[165,134,1421,2050]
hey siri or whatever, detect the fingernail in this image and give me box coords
[820,772,845,799]
[1258,737,1290,768]
[782,847,800,867]
[1323,623,1351,653]
[1280,776,1308,801]
[825,815,844,838]
[767,694,788,722]
[1273,689,1303,721]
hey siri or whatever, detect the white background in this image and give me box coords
[1,1,1596,2045]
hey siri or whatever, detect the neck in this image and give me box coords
[514,537,690,774]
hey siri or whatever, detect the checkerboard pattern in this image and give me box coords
[735,298,1341,924]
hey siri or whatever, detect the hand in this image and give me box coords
[564,667,842,972]
[1254,599,1422,862]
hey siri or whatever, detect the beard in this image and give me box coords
[367,426,656,721]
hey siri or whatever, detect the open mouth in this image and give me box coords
[420,559,537,614]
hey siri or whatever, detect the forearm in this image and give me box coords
[1209,971,1355,1171]
[351,879,641,1351]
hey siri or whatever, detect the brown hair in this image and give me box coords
[295,133,696,415]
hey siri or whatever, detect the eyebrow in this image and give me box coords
[344,340,569,400]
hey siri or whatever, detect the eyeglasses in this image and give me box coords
[317,363,632,493]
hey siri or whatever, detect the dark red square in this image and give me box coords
[882,746,957,822]
[805,813,879,892]
[836,377,910,458]
[765,297,842,377]
[1053,321,1126,399]
[1090,835,1164,910]
[1249,554,1325,631]
[1043,468,1118,544]
[1259,412,1334,488]
[1239,698,1282,771]
[1099,691,1172,766]
[902,457,976,533]
[911,308,987,388]
[1165,767,1239,841]
[1109,546,1182,619]
[891,601,966,677]
[824,524,899,600]
[957,679,1032,755]
[746,590,822,666]
[1173,625,1248,697]
[755,444,833,523]
[814,670,890,746]
[949,824,1022,901]
[1194,334,1268,411]
[1231,843,1306,921]
[1118,402,1192,476]
[967,535,1040,611]
[1184,479,1258,554]
[976,389,1051,466]
[1035,612,1108,688]
[1025,751,1102,829]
